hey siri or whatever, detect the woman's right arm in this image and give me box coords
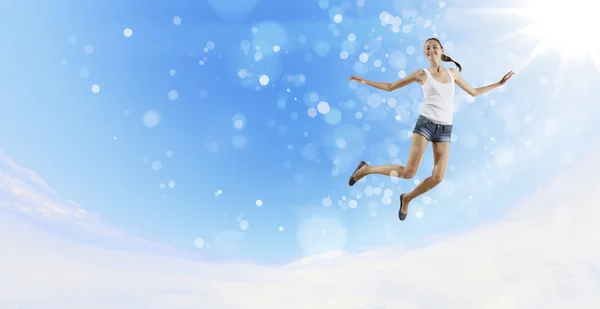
[350,70,422,92]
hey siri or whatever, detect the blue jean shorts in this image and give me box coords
[412,115,453,143]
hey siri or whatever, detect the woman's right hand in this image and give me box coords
[348,76,364,83]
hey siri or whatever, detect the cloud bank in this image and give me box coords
[1,148,600,309]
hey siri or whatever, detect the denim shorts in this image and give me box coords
[412,115,453,143]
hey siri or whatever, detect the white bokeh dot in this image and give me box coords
[84,45,94,54]
[168,90,179,100]
[359,52,369,63]
[239,220,250,231]
[416,210,424,219]
[194,237,205,248]
[256,200,263,207]
[232,113,247,129]
[123,28,133,37]
[151,161,162,170]
[91,84,100,93]
[317,101,330,114]
[173,16,182,25]
[259,75,270,86]
[143,110,161,128]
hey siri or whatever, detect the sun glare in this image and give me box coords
[461,0,600,73]
[523,0,599,57]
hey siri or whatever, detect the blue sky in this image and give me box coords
[3,0,600,307]
[2,0,600,266]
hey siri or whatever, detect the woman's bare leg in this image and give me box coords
[400,141,450,215]
[351,133,429,182]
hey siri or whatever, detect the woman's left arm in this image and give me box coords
[452,69,515,97]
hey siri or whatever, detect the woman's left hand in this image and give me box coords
[499,70,515,85]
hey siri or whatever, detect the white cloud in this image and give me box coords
[0,150,187,256]
[1,148,600,308]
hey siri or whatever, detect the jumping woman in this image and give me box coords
[347,37,514,221]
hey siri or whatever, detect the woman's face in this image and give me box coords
[424,40,444,61]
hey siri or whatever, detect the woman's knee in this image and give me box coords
[430,173,444,184]
[403,166,418,179]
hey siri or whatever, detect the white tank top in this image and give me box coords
[420,68,455,125]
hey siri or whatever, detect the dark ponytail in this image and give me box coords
[441,54,462,72]
[426,38,462,72]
